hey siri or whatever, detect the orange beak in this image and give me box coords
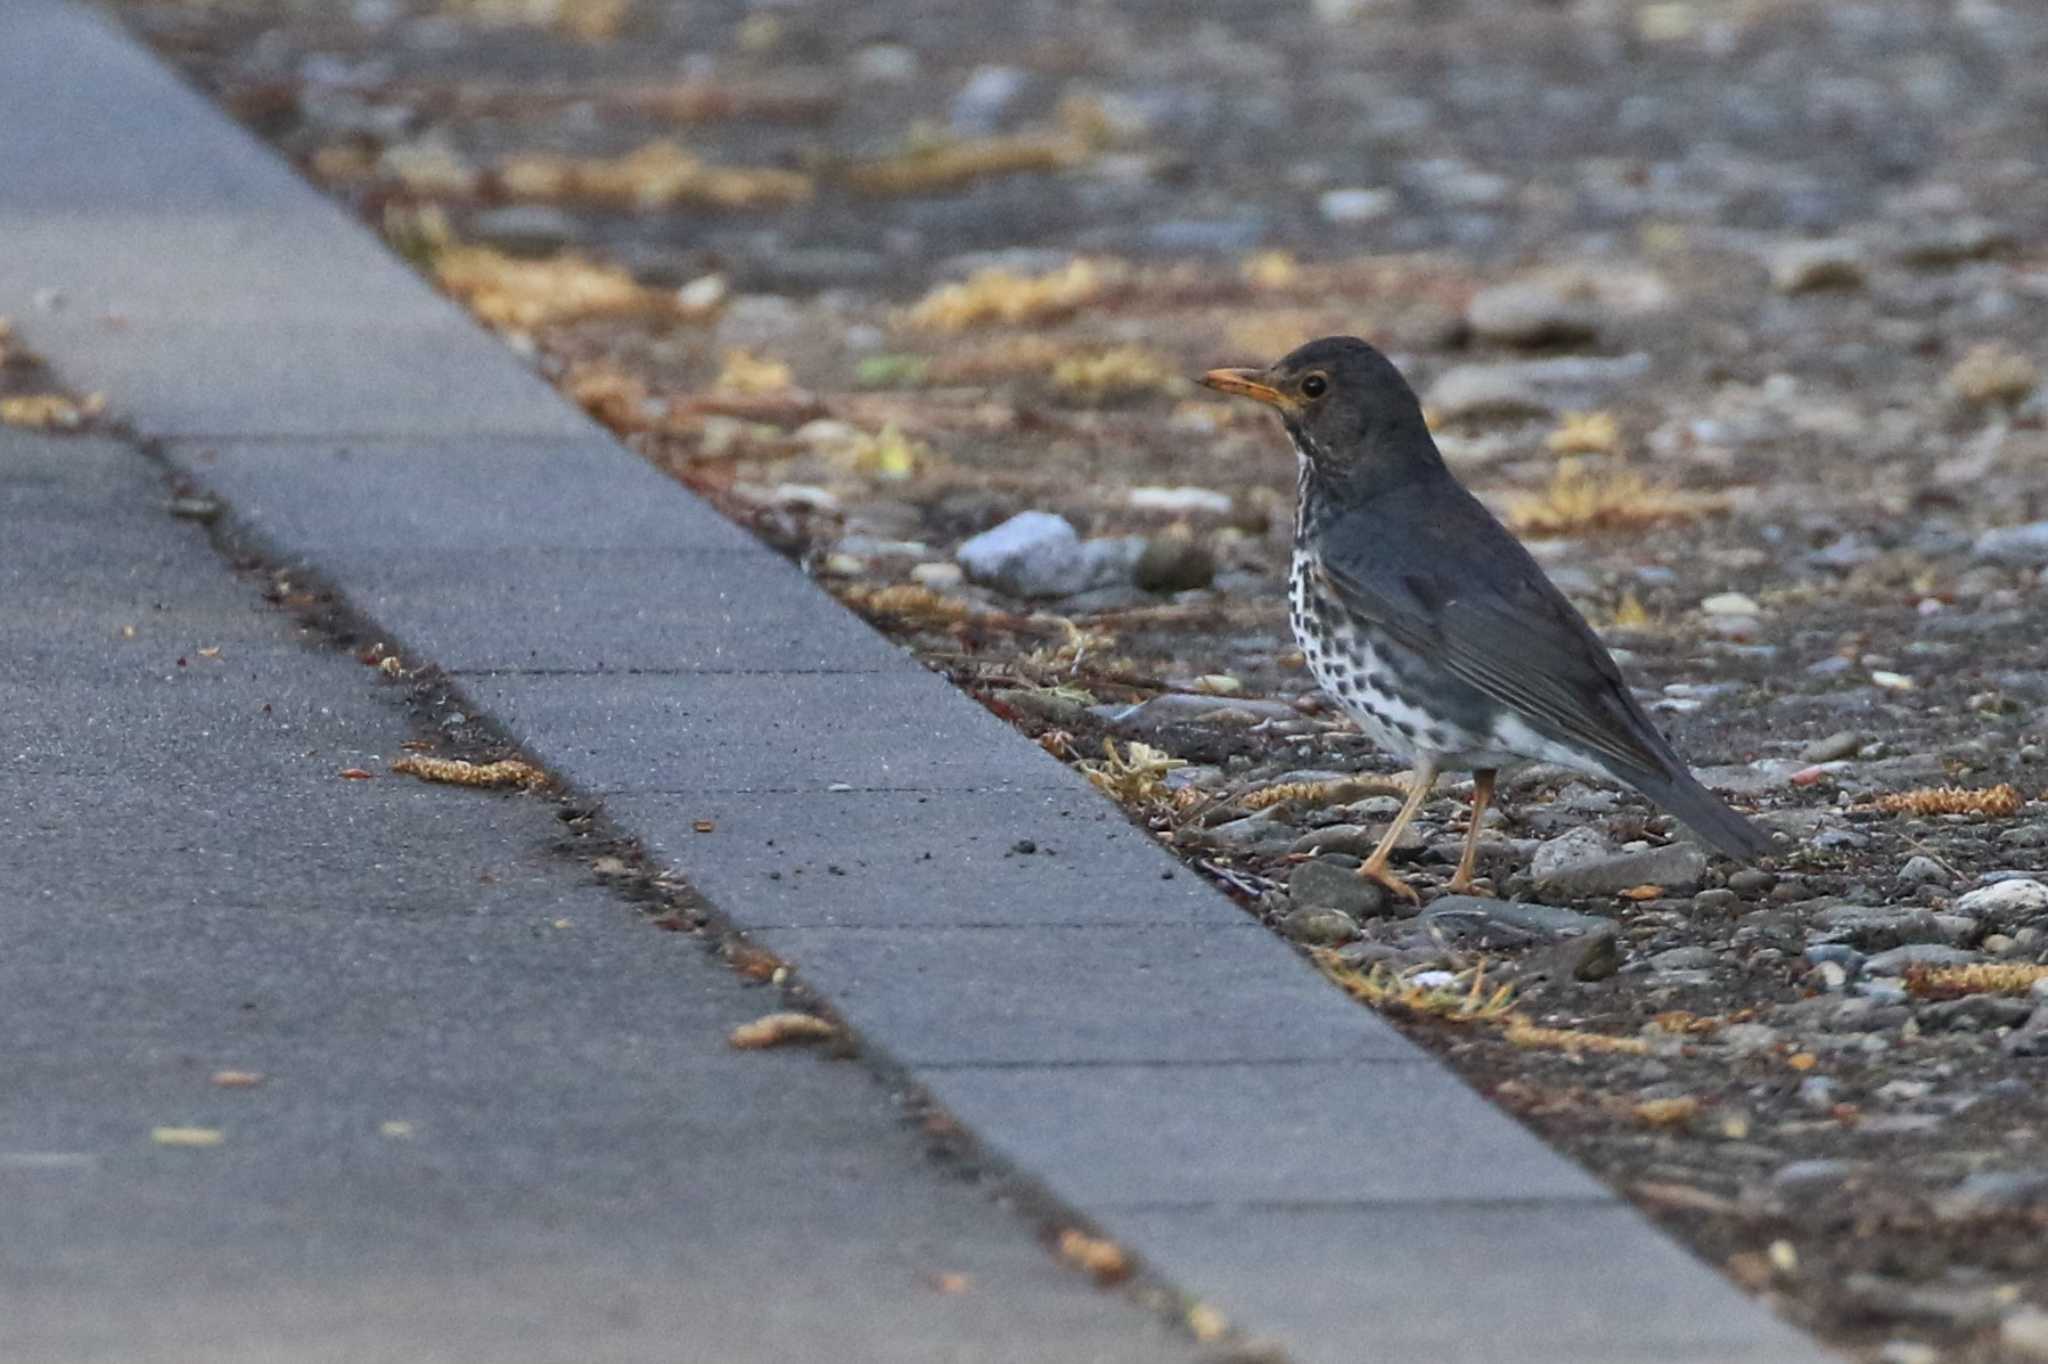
[1199,367,1291,410]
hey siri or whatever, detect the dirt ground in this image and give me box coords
[107,0,2048,1357]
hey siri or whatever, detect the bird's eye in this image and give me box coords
[1300,373,1328,399]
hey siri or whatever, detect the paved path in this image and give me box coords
[1,3,1835,1361]
[1,427,1201,1363]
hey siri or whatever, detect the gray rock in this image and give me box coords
[1516,927,1622,983]
[1797,1075,1838,1111]
[2002,1310,2048,1361]
[1188,809,1298,856]
[1922,994,2034,1030]
[469,204,579,255]
[1531,834,1708,898]
[1727,867,1777,898]
[1423,353,1650,422]
[1875,1342,1939,1364]
[1290,824,1380,858]
[955,513,1142,599]
[2005,1008,2048,1057]
[1842,1273,2010,1330]
[1811,905,1949,951]
[1421,896,1611,947]
[1933,1169,2048,1219]
[1133,534,1216,593]
[1466,279,1600,347]
[1648,945,1720,972]
[1771,1158,1858,1193]
[1954,879,2048,929]
[1800,731,1866,763]
[1318,187,1397,223]
[1529,826,1613,877]
[1973,521,2048,567]
[949,65,1029,136]
[1279,906,1362,946]
[1897,855,1950,888]
[1287,857,1390,921]
[1898,217,2012,266]
[1767,238,1867,293]
[1865,944,1980,975]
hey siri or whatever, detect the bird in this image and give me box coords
[1200,336,1770,903]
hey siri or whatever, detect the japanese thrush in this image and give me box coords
[1202,336,1769,902]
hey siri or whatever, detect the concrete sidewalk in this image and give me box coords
[1,428,1197,1364]
[1,2,1835,1361]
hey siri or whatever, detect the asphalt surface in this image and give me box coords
[0,2,1839,1361]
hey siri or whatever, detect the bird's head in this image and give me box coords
[1199,336,1440,493]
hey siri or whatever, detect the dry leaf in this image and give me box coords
[152,1126,224,1148]
[210,1070,264,1088]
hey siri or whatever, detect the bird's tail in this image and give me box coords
[1623,763,1774,862]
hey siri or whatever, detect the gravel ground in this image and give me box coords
[105,1,2048,1358]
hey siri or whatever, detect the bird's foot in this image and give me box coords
[1442,872,1495,897]
[1356,860,1422,906]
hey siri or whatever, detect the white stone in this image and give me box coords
[1318,188,1397,223]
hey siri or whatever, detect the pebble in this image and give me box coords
[1766,238,1867,293]
[1318,187,1397,223]
[1771,1158,1858,1193]
[1919,994,2034,1031]
[1465,278,1600,347]
[955,512,1136,598]
[1648,945,1720,971]
[1842,1273,2015,1329]
[1896,855,1949,888]
[1874,1343,1939,1364]
[1133,533,1216,593]
[2004,1008,2048,1057]
[1933,1169,2048,1219]
[1800,730,1865,763]
[1190,809,1299,856]
[949,64,1029,136]
[1280,906,1362,946]
[1954,878,2048,929]
[1864,943,1979,975]
[1973,520,2048,566]
[1810,905,1949,950]
[1728,868,1777,898]
[1530,831,1707,898]
[2003,1311,2048,1361]
[468,204,579,254]
[1424,354,1649,421]
[1517,927,1622,983]
[1420,896,1610,945]
[1287,857,1390,921]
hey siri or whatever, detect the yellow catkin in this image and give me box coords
[1873,784,2024,818]
[390,756,546,789]
[1905,962,2048,1000]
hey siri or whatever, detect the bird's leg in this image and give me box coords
[1446,768,1497,895]
[1357,759,1436,905]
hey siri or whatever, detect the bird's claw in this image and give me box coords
[1356,861,1422,906]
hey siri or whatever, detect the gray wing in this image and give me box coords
[1313,483,1681,782]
